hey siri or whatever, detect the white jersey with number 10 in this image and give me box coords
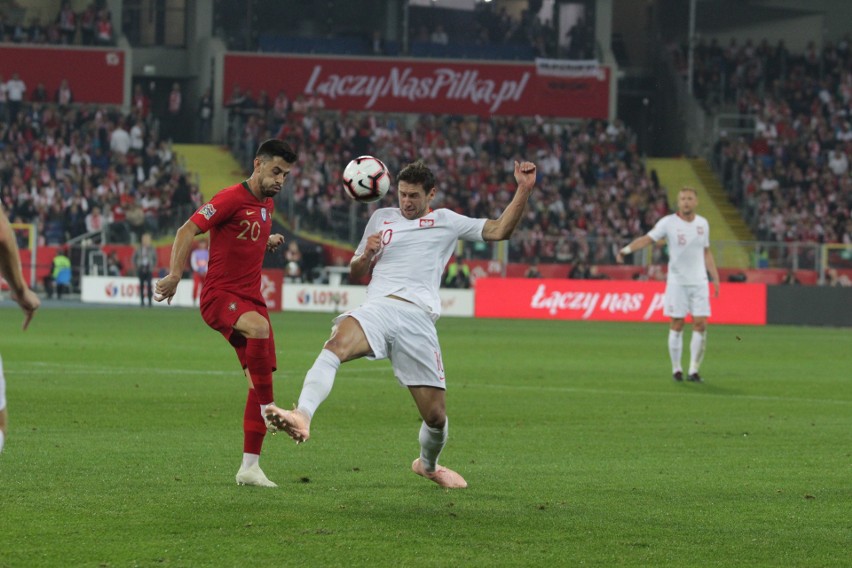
[356,207,486,319]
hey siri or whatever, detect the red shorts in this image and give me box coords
[200,290,276,370]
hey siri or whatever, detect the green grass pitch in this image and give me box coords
[0,306,849,567]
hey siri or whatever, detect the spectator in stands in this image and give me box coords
[55,78,73,109]
[5,73,26,121]
[56,1,77,44]
[444,257,471,289]
[43,248,72,299]
[284,241,303,283]
[132,84,151,120]
[79,3,97,45]
[826,268,851,287]
[164,82,183,142]
[0,73,6,120]
[85,206,107,234]
[430,24,449,45]
[132,233,157,307]
[106,250,124,276]
[95,9,113,46]
[781,268,800,285]
[370,30,386,56]
[30,82,48,103]
[197,88,213,143]
[110,119,131,156]
[525,259,543,278]
[190,238,209,304]
[568,260,592,279]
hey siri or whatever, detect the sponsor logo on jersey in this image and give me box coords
[419,218,435,228]
[261,208,267,221]
[246,210,255,216]
[228,302,237,312]
[199,203,217,220]
[383,220,395,224]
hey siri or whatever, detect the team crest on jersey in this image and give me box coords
[697,226,704,235]
[199,203,217,220]
[261,208,267,221]
[419,218,435,228]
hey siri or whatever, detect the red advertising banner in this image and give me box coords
[475,278,767,325]
[0,45,124,104]
[224,53,609,119]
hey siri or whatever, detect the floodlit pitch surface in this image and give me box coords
[1,306,848,567]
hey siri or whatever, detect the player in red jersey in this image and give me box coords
[155,139,297,487]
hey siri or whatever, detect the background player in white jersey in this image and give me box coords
[0,204,40,453]
[268,159,537,488]
[616,187,720,382]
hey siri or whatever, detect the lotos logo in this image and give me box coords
[296,288,348,306]
[105,282,119,297]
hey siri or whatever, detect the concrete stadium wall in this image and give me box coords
[767,286,852,327]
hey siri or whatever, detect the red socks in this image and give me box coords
[243,388,266,454]
[245,338,274,404]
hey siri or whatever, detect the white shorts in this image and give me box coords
[663,283,712,318]
[333,297,446,389]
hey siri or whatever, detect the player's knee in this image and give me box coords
[235,313,269,339]
[422,407,446,429]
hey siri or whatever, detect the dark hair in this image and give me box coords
[396,160,436,193]
[256,139,297,163]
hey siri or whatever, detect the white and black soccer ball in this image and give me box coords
[342,156,391,203]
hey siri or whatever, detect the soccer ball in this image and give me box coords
[342,156,391,203]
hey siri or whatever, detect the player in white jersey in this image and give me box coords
[0,204,41,453]
[268,159,537,488]
[616,187,720,382]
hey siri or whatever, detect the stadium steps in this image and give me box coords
[645,158,751,269]
[173,144,247,201]
[689,158,755,242]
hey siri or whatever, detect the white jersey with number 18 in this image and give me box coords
[647,213,711,286]
[356,207,486,320]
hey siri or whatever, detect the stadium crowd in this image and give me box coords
[684,37,852,249]
[0,80,202,253]
[0,1,114,46]
[227,102,670,266]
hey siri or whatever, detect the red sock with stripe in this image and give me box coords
[245,338,274,405]
[243,388,266,454]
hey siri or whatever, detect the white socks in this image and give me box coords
[241,453,259,469]
[297,349,341,419]
[418,418,448,472]
[0,430,4,454]
[688,331,706,375]
[668,330,683,373]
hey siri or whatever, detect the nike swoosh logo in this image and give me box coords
[383,220,396,224]
[246,211,256,216]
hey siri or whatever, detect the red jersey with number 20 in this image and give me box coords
[190,181,273,302]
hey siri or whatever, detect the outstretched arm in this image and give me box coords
[0,206,40,330]
[616,235,655,264]
[481,160,536,242]
[155,219,202,304]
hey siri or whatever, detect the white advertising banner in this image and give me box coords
[282,283,474,317]
[81,275,195,307]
